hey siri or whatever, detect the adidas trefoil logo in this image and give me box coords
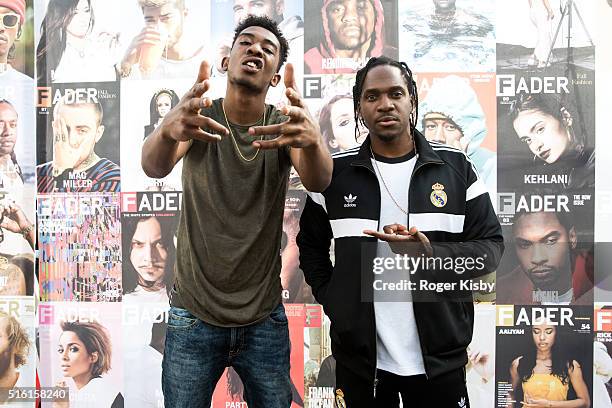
[344,194,357,208]
[457,397,466,408]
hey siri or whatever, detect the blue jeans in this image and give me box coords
[162,303,292,408]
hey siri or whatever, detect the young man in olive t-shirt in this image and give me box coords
[141,15,332,408]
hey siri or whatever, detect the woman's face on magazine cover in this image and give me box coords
[156,93,172,118]
[513,109,569,164]
[330,97,366,151]
[531,324,556,351]
[66,0,92,39]
[58,331,96,379]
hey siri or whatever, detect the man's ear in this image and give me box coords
[270,73,281,87]
[95,125,105,143]
[569,226,577,250]
[221,56,229,73]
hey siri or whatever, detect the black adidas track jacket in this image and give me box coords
[297,130,503,390]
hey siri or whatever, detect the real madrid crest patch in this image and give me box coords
[335,388,347,408]
[430,182,447,208]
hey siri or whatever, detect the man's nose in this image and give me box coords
[246,42,264,57]
[67,130,80,147]
[342,3,359,22]
[432,126,446,142]
[377,95,394,111]
[531,243,549,264]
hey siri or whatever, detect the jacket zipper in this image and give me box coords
[373,369,379,398]
[354,158,437,391]
[353,162,381,399]
[409,161,431,380]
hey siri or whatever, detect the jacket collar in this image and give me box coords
[350,129,444,170]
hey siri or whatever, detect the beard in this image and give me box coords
[229,76,266,94]
[376,132,401,143]
[371,123,410,143]
[527,264,568,291]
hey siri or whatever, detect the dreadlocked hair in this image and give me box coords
[352,57,418,141]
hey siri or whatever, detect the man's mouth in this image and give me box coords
[530,268,554,281]
[242,58,263,73]
[342,25,360,37]
[377,116,399,127]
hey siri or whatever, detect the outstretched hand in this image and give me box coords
[159,60,229,143]
[248,63,321,150]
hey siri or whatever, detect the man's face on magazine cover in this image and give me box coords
[326,0,375,51]
[233,0,282,25]
[513,211,574,290]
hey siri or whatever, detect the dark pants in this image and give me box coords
[335,363,469,408]
[162,303,292,408]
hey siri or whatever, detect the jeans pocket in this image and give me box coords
[168,306,199,329]
[268,304,288,325]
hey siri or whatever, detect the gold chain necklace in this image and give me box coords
[221,100,265,162]
[370,145,409,216]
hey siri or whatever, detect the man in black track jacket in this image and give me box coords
[297,57,503,408]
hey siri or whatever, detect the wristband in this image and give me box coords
[20,223,35,238]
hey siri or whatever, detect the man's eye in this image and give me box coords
[366,95,376,101]
[240,41,251,46]
[545,237,559,245]
[331,5,345,14]
[516,241,531,249]
[520,137,532,145]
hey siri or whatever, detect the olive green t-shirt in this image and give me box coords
[172,98,291,326]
